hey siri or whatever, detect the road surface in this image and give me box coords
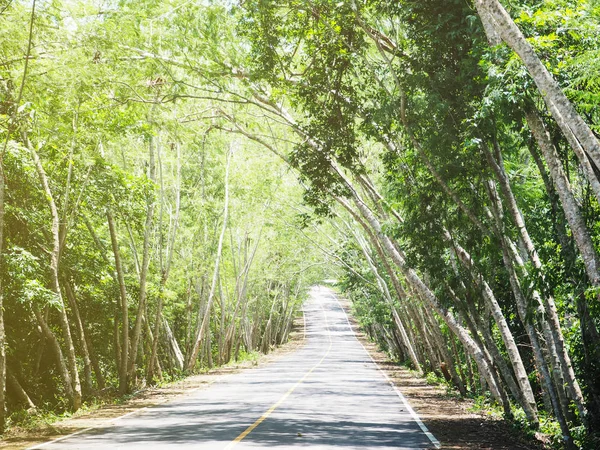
[33,286,438,449]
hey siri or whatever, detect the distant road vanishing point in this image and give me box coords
[32,286,439,450]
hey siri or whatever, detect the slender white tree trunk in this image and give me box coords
[485,181,574,443]
[474,0,600,182]
[107,210,129,395]
[29,141,82,411]
[447,232,538,424]
[129,136,156,378]
[186,147,232,371]
[525,108,600,288]
[483,137,587,419]
[337,194,504,405]
[352,227,422,372]
[0,161,6,430]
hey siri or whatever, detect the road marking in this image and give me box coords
[331,290,441,449]
[28,425,95,449]
[224,296,332,449]
[28,405,154,450]
[28,374,232,450]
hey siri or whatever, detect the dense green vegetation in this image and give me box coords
[2,1,600,448]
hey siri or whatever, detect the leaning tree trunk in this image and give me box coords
[474,0,600,177]
[485,181,574,445]
[351,226,423,372]
[447,234,538,424]
[6,369,36,411]
[526,107,600,427]
[483,137,587,420]
[162,318,184,371]
[337,193,504,405]
[0,159,6,430]
[352,177,458,378]
[329,164,505,403]
[186,148,232,371]
[405,303,431,371]
[107,210,129,395]
[347,180,427,373]
[451,303,513,418]
[62,280,93,393]
[28,141,82,411]
[525,108,600,288]
[129,136,156,379]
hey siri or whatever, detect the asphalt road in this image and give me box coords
[33,286,438,449]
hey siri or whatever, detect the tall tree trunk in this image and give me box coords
[107,210,129,395]
[186,148,232,371]
[0,161,6,431]
[149,141,181,381]
[526,107,600,428]
[474,0,600,177]
[337,194,504,405]
[129,136,156,379]
[62,280,93,393]
[28,141,81,411]
[485,181,574,444]
[0,0,37,430]
[485,138,587,419]
[32,306,75,405]
[525,108,600,287]
[447,232,538,424]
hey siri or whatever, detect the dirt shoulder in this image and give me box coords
[337,297,548,450]
[0,319,306,450]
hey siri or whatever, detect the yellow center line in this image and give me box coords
[223,301,332,450]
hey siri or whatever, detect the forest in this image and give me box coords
[1,0,600,449]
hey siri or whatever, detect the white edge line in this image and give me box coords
[27,372,237,450]
[27,406,150,450]
[27,426,95,449]
[331,289,442,449]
